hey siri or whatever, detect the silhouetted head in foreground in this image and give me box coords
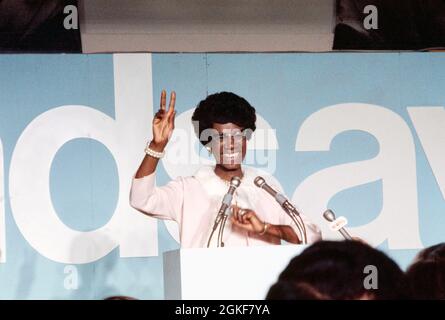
[104,295,138,300]
[413,242,445,263]
[266,240,406,300]
[406,243,445,300]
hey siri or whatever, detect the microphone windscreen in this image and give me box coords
[230,176,241,187]
[323,209,336,222]
[254,176,265,188]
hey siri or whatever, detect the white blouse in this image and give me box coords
[130,165,322,248]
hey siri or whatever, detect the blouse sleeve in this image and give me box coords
[129,172,184,223]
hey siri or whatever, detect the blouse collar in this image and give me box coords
[193,165,259,208]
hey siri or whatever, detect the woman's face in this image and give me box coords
[210,122,247,171]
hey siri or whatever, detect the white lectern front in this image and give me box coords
[163,244,307,300]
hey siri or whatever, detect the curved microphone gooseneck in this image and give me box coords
[207,176,242,247]
[254,176,307,244]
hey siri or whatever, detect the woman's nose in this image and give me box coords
[220,133,243,152]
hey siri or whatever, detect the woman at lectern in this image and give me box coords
[130,90,321,248]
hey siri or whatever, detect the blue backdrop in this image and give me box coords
[0,53,444,299]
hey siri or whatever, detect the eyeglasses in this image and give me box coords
[211,131,248,142]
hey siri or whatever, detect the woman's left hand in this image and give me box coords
[230,205,266,234]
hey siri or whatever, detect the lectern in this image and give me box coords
[163,244,308,299]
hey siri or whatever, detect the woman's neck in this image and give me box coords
[214,165,243,182]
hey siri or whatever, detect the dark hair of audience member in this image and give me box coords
[406,243,445,300]
[104,295,138,300]
[266,240,406,300]
[414,242,445,262]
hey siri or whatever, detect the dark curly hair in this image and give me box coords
[406,259,445,299]
[406,242,445,299]
[415,242,445,262]
[191,92,256,146]
[267,241,407,300]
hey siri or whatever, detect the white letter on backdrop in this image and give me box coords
[9,54,157,263]
[294,103,422,249]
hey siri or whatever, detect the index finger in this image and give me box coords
[160,89,166,110]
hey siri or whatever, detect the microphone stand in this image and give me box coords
[207,176,241,248]
[282,203,307,244]
[207,212,222,247]
[207,206,230,247]
[217,209,230,247]
[254,176,308,244]
[271,192,307,244]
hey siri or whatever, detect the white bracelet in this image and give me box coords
[145,144,165,159]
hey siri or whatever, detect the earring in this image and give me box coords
[206,146,211,156]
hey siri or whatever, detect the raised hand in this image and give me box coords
[151,90,176,151]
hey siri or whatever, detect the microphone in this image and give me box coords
[254,176,296,211]
[207,176,241,247]
[217,176,242,216]
[254,176,307,244]
[322,209,352,240]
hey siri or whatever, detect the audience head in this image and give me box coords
[266,240,406,300]
[413,242,445,263]
[104,295,138,300]
[406,243,445,300]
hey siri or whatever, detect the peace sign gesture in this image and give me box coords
[152,90,176,151]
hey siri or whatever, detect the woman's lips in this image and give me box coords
[221,152,242,164]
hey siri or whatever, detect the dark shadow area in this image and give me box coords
[334,0,445,50]
[0,0,81,52]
